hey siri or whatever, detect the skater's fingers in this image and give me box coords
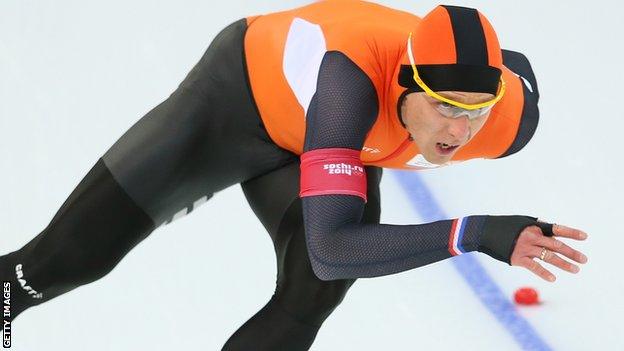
[518,257,556,282]
[530,248,580,274]
[535,236,587,264]
[551,224,588,241]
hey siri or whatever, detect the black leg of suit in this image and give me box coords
[222,162,382,351]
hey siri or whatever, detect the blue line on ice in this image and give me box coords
[392,170,552,351]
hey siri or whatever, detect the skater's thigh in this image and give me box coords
[102,87,225,227]
[102,89,291,228]
[103,19,295,227]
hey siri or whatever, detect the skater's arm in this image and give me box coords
[300,51,550,280]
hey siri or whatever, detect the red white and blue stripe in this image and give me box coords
[448,217,468,256]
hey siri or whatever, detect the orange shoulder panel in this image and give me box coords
[244,1,420,156]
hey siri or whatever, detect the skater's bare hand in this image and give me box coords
[510,223,588,282]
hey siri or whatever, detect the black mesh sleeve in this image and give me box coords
[301,51,541,280]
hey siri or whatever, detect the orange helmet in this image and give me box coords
[399,5,503,95]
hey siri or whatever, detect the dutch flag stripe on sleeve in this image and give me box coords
[448,217,468,256]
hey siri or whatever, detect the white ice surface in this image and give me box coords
[1,1,622,350]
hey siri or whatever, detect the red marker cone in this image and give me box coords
[514,287,540,305]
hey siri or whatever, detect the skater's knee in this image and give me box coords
[276,278,354,326]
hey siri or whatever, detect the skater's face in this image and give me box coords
[400,91,494,165]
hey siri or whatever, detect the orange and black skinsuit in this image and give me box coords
[0,2,549,350]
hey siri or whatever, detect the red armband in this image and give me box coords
[299,148,367,202]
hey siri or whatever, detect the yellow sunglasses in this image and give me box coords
[406,33,506,110]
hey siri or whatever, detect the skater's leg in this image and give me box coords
[0,82,219,319]
[0,18,294,321]
[0,158,156,318]
[0,73,229,319]
[223,162,382,351]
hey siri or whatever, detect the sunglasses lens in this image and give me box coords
[435,103,493,120]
